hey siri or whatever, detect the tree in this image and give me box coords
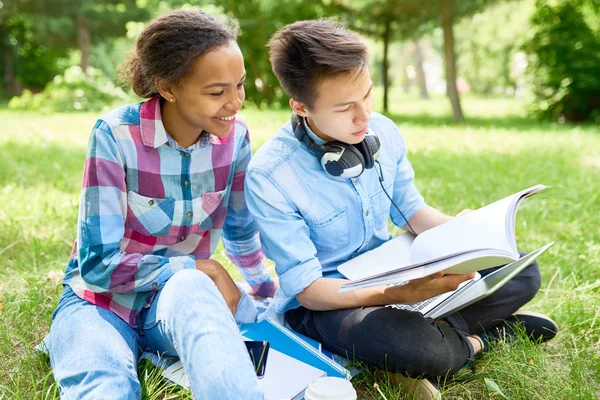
[24,0,149,72]
[454,1,535,95]
[213,0,344,107]
[344,0,432,112]
[524,0,600,122]
[0,1,67,97]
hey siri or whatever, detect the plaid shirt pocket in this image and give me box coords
[126,191,175,236]
[197,189,227,231]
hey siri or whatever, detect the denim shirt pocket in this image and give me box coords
[307,207,350,252]
[126,191,175,237]
[197,189,228,231]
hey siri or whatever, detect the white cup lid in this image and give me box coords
[304,377,357,400]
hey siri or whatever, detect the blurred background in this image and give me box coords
[1,1,600,399]
[1,0,599,123]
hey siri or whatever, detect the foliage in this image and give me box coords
[8,66,134,113]
[215,0,344,108]
[454,0,535,94]
[524,0,600,122]
[0,15,66,92]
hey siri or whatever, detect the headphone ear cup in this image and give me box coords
[321,142,365,177]
[354,134,381,169]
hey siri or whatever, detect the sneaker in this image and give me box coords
[389,373,442,400]
[480,311,558,347]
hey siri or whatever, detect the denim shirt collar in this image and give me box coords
[303,118,328,146]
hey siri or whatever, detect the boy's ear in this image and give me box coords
[155,77,176,102]
[290,98,309,117]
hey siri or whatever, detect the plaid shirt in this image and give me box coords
[62,97,275,328]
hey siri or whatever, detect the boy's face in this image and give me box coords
[293,68,373,145]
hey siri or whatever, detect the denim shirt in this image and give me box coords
[245,112,426,314]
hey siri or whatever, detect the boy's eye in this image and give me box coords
[338,106,352,112]
[237,81,246,88]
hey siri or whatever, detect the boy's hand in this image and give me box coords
[195,259,242,316]
[385,271,476,304]
[456,209,474,217]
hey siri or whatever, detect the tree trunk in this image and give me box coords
[382,18,391,113]
[1,22,19,97]
[414,39,429,100]
[77,16,91,73]
[440,0,464,122]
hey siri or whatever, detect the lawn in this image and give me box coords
[0,94,599,399]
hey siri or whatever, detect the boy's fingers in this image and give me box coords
[440,272,476,290]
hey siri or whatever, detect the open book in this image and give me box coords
[338,184,550,292]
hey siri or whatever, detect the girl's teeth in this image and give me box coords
[218,116,234,121]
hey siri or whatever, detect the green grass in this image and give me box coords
[1,94,599,399]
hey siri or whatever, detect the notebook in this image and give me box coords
[239,318,349,379]
[161,346,325,400]
[161,318,349,399]
[391,272,482,315]
[339,243,553,320]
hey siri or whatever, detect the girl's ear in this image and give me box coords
[290,98,309,117]
[155,77,177,102]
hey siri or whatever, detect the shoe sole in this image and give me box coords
[389,373,442,400]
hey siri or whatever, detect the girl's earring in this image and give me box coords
[169,98,175,102]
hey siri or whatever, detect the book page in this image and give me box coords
[337,233,415,281]
[410,194,519,264]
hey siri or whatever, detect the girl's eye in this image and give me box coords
[210,91,225,97]
[338,106,352,112]
[237,82,246,88]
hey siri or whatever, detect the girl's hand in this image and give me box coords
[195,259,242,316]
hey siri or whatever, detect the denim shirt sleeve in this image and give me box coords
[387,121,426,227]
[245,169,323,299]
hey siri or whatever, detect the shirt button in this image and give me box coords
[183,181,189,187]
[187,211,193,217]
[352,178,358,185]
[180,235,186,241]
[183,152,190,157]
[148,200,154,206]
[218,193,223,200]
[365,210,370,216]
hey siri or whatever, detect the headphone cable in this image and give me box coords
[375,161,417,236]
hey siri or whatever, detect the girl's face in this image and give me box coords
[168,41,246,138]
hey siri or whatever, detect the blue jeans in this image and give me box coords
[48,269,264,399]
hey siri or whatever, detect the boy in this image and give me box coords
[245,20,557,399]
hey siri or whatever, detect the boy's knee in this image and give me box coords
[519,261,542,302]
[381,315,462,377]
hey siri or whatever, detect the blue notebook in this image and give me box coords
[240,318,349,379]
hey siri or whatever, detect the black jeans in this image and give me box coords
[285,256,542,378]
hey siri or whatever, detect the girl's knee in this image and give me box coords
[164,269,221,298]
[157,269,228,318]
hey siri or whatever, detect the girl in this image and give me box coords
[47,8,275,399]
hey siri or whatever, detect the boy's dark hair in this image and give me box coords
[268,20,368,109]
[119,9,239,98]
